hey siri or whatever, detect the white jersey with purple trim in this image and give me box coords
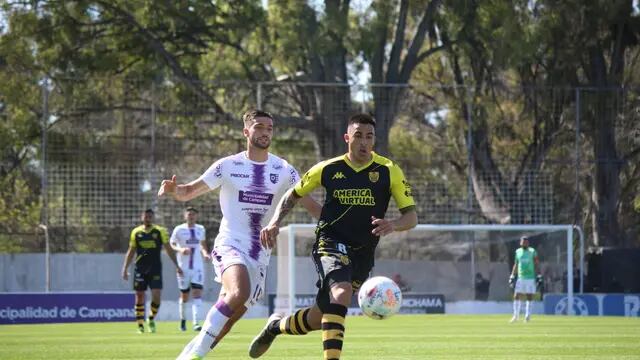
[170,223,206,270]
[198,151,300,265]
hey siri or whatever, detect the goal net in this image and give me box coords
[274,224,577,315]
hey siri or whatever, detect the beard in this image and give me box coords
[250,136,271,149]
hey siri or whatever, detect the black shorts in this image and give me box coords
[133,269,163,291]
[312,238,374,310]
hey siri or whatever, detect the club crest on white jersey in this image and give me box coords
[199,152,300,265]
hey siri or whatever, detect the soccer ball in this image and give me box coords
[357,276,402,320]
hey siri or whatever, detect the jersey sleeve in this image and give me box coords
[389,163,415,211]
[287,164,301,187]
[129,228,137,248]
[198,158,225,190]
[293,161,324,197]
[169,226,179,246]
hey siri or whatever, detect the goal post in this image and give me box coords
[274,224,583,315]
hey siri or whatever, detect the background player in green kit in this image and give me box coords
[249,113,417,360]
[509,236,542,322]
[121,208,183,333]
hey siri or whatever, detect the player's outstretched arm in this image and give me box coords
[260,188,301,249]
[163,242,183,276]
[371,208,417,237]
[158,175,210,202]
[121,246,135,281]
[200,239,211,261]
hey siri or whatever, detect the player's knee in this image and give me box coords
[224,285,250,304]
[329,282,352,306]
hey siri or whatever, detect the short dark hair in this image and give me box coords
[143,208,154,215]
[520,235,530,242]
[185,206,198,213]
[242,109,273,127]
[348,113,376,127]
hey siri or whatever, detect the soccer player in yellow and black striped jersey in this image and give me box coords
[121,208,182,334]
[249,113,417,360]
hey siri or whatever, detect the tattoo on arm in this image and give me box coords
[272,190,300,225]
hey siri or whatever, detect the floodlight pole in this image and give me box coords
[38,224,50,293]
[40,78,50,293]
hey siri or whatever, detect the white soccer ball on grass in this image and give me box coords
[357,276,402,320]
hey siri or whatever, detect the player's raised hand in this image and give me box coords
[158,175,177,197]
[371,216,395,236]
[260,223,280,249]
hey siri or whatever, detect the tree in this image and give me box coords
[415,0,640,246]
[264,0,447,157]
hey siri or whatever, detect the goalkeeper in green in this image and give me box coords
[509,236,542,322]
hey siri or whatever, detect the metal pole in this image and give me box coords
[470,236,476,297]
[287,225,296,314]
[574,225,585,293]
[567,227,574,315]
[575,88,581,224]
[150,82,157,210]
[466,88,476,297]
[38,224,50,292]
[466,87,474,217]
[41,78,50,291]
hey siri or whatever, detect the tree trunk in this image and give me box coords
[590,92,624,247]
[372,86,406,156]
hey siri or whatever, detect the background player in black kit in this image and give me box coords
[121,208,182,333]
[249,113,417,360]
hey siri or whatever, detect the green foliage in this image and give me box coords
[0,171,42,253]
[1,1,640,250]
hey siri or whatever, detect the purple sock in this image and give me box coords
[214,299,234,318]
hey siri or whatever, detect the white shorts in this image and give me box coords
[211,245,266,308]
[515,278,537,294]
[177,267,204,291]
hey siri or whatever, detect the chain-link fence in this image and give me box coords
[2,78,639,252]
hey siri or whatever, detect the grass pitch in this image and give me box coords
[1,315,639,359]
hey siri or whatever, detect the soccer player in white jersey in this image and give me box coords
[158,109,321,360]
[170,207,210,332]
[509,236,543,322]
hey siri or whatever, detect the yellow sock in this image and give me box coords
[321,304,347,360]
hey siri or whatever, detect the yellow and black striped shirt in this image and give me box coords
[294,152,415,248]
